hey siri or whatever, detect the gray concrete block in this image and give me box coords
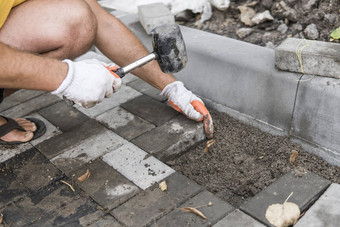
[213,209,265,227]
[292,75,340,165]
[275,38,340,79]
[154,190,234,227]
[138,3,175,34]
[0,90,45,112]
[89,215,122,227]
[121,95,178,126]
[240,172,330,226]
[295,183,340,227]
[39,101,90,132]
[127,77,167,102]
[131,115,205,161]
[96,106,155,141]
[0,143,32,164]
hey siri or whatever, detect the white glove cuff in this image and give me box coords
[51,59,74,95]
[160,81,184,97]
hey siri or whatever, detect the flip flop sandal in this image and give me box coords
[0,116,46,145]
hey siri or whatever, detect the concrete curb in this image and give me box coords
[108,11,340,166]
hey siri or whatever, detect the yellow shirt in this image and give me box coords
[0,0,26,28]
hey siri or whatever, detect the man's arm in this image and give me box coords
[0,42,67,91]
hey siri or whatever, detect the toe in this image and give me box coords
[16,118,37,132]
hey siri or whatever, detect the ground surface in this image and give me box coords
[181,0,339,47]
[170,111,340,207]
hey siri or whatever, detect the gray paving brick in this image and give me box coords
[73,159,139,210]
[0,143,32,163]
[96,106,155,141]
[122,73,138,85]
[27,113,62,146]
[102,143,175,190]
[51,129,127,175]
[213,209,265,227]
[127,78,167,102]
[240,172,331,226]
[76,85,142,118]
[36,120,106,159]
[0,93,61,118]
[154,190,234,227]
[111,172,202,227]
[89,215,123,227]
[295,183,340,227]
[39,101,90,132]
[7,148,63,191]
[275,38,340,78]
[121,95,178,126]
[131,115,205,161]
[0,89,45,112]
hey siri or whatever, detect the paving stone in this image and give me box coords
[36,120,106,159]
[127,78,167,102]
[39,101,90,132]
[89,215,123,227]
[26,113,62,146]
[213,209,266,227]
[295,183,340,227]
[73,159,139,210]
[51,129,127,175]
[154,190,234,227]
[102,143,175,190]
[111,172,202,227]
[0,143,32,164]
[138,3,175,34]
[76,85,142,118]
[0,89,45,112]
[122,73,138,85]
[121,95,178,126]
[96,106,155,141]
[0,93,61,118]
[240,172,331,226]
[131,115,205,161]
[275,38,340,78]
[7,148,63,191]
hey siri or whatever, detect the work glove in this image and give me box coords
[51,59,122,108]
[161,81,214,138]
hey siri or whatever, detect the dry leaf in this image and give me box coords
[0,213,3,224]
[182,207,207,219]
[159,181,167,191]
[77,169,90,182]
[204,139,216,153]
[289,150,299,165]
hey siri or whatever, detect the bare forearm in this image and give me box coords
[0,42,67,91]
[85,0,176,90]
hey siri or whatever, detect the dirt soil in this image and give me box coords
[168,111,340,207]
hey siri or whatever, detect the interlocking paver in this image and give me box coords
[102,143,175,190]
[51,129,127,175]
[39,101,90,132]
[76,85,142,118]
[96,106,155,141]
[295,183,340,227]
[240,172,331,226]
[131,115,205,161]
[73,159,139,210]
[7,148,63,191]
[27,113,62,146]
[111,172,202,227]
[0,93,61,118]
[127,78,167,102]
[0,143,32,164]
[36,120,106,159]
[89,214,123,227]
[121,94,178,126]
[0,89,45,112]
[154,190,234,227]
[213,209,266,227]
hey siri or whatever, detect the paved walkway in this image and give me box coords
[0,53,339,226]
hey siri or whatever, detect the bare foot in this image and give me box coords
[0,117,37,143]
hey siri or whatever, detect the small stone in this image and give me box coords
[302,0,318,11]
[292,23,303,32]
[285,0,297,6]
[238,5,256,26]
[265,42,276,49]
[251,10,274,24]
[277,23,288,34]
[261,0,273,9]
[324,14,337,26]
[304,23,319,40]
[175,10,194,22]
[236,28,254,38]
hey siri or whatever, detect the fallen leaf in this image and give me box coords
[204,139,216,153]
[265,192,300,227]
[330,26,340,40]
[159,181,167,191]
[0,213,3,224]
[182,207,207,219]
[289,150,299,165]
[77,169,91,182]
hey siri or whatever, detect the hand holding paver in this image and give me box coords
[161,81,214,138]
[51,59,122,108]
